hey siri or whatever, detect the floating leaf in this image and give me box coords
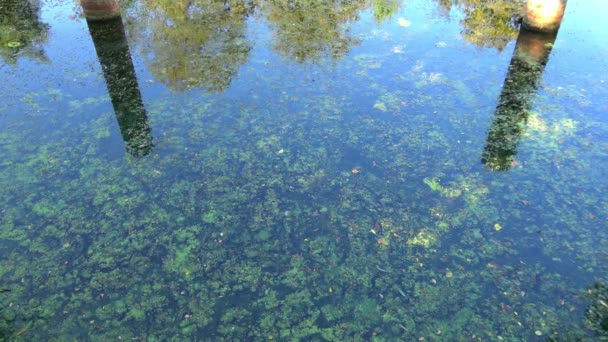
[373,102,387,112]
[398,18,411,27]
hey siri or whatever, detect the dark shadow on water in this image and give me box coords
[583,280,608,338]
[86,16,153,157]
[482,26,558,171]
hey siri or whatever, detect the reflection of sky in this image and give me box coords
[554,0,608,64]
[1,2,101,122]
[539,0,608,123]
[564,0,608,39]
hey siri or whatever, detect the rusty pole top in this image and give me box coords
[522,0,567,33]
[80,0,121,21]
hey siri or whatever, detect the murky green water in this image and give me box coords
[1,0,608,340]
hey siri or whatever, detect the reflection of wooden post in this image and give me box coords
[86,16,153,157]
[523,0,566,32]
[80,0,120,21]
[481,28,557,171]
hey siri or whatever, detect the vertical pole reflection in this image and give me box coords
[85,16,153,157]
[481,27,557,171]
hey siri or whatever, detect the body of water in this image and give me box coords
[1,0,607,340]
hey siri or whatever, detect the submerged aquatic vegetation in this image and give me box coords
[407,229,437,247]
[0,0,607,340]
[423,177,463,198]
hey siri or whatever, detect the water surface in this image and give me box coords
[1,0,608,340]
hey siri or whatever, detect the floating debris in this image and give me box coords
[407,229,437,247]
[391,45,406,54]
[14,329,27,337]
[373,101,388,112]
[377,237,389,246]
[398,18,411,27]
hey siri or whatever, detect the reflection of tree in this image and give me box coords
[372,0,400,24]
[0,0,49,64]
[435,0,522,51]
[481,28,556,171]
[262,0,368,63]
[87,17,153,157]
[136,0,252,92]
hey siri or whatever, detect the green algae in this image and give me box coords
[407,229,437,247]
